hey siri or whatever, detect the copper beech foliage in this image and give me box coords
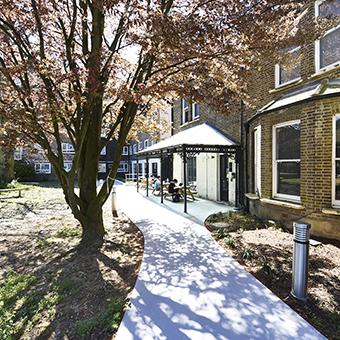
[0,0,309,239]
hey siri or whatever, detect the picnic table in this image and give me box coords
[0,187,29,198]
[163,184,196,201]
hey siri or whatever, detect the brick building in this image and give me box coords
[14,139,130,181]
[245,0,340,240]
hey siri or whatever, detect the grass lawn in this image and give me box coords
[0,182,143,339]
[206,212,340,340]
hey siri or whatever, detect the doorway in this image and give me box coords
[220,154,229,202]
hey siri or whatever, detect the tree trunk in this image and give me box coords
[80,205,105,246]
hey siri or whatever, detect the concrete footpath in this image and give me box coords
[115,185,325,340]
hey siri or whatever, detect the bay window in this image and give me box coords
[315,0,340,72]
[273,121,301,202]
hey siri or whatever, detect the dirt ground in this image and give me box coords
[207,212,340,340]
[0,183,144,339]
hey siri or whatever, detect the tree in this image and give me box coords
[0,0,308,244]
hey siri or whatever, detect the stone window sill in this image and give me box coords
[322,208,340,216]
[260,198,305,210]
[269,79,304,94]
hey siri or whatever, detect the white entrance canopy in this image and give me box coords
[138,123,238,157]
[136,123,241,213]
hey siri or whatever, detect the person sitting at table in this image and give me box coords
[168,179,182,202]
[168,179,178,194]
[152,176,161,195]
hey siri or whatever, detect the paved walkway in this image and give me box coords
[115,185,324,340]
[137,188,235,225]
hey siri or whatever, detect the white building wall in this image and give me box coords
[173,154,183,182]
[196,154,219,201]
[172,152,236,205]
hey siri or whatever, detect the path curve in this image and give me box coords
[115,185,324,340]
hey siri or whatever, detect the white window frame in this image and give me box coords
[274,47,301,88]
[117,161,129,173]
[181,98,190,125]
[144,139,149,149]
[34,162,51,174]
[98,162,106,173]
[62,142,75,154]
[122,146,129,155]
[138,142,143,151]
[192,102,200,119]
[332,114,340,207]
[272,120,301,203]
[254,126,262,197]
[14,147,23,161]
[133,144,137,154]
[315,0,340,73]
[100,146,106,155]
[64,162,72,172]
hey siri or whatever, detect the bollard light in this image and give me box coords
[112,186,118,217]
[291,222,311,302]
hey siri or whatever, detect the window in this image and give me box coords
[133,144,137,154]
[187,157,197,183]
[333,115,340,207]
[273,121,301,202]
[129,145,133,155]
[35,163,51,174]
[122,146,129,155]
[118,162,129,172]
[253,126,261,196]
[192,103,201,119]
[14,147,23,161]
[100,147,106,155]
[144,140,149,149]
[98,162,106,173]
[138,142,143,151]
[275,47,301,87]
[62,143,75,154]
[64,162,72,172]
[152,162,158,176]
[181,98,190,124]
[315,0,340,72]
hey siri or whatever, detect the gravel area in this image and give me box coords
[207,212,340,340]
[0,182,144,339]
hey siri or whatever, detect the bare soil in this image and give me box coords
[0,182,144,339]
[207,212,340,340]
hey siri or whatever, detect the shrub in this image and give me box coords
[14,161,35,181]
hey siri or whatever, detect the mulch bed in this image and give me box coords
[0,183,144,339]
[207,212,340,340]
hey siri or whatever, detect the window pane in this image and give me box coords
[279,49,301,85]
[336,116,340,158]
[276,123,300,160]
[336,160,340,200]
[187,157,197,183]
[319,0,340,17]
[320,27,340,69]
[277,162,300,196]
